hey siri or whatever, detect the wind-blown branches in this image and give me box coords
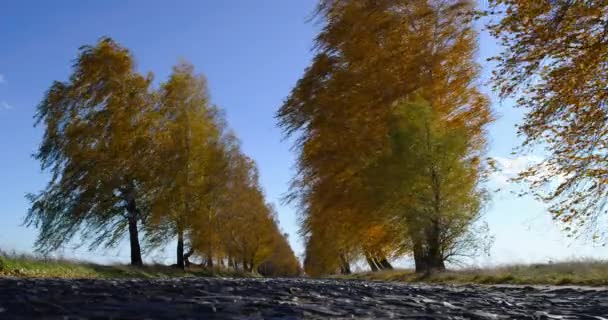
[488,0,608,239]
[26,38,154,265]
[278,0,493,275]
[26,38,300,275]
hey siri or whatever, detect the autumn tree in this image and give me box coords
[140,63,300,273]
[26,38,154,266]
[278,0,492,274]
[211,150,277,272]
[300,205,361,276]
[25,39,301,273]
[488,1,608,238]
[269,233,302,276]
[257,232,302,277]
[143,62,226,269]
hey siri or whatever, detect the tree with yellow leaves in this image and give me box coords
[278,0,493,274]
[488,0,608,239]
[144,62,226,269]
[26,38,154,266]
[27,39,302,273]
[258,231,302,277]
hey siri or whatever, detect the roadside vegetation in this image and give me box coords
[5,0,608,282]
[4,250,607,287]
[340,260,608,286]
[23,38,301,277]
[0,252,256,279]
[277,0,608,278]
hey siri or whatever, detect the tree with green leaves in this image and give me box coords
[488,0,608,239]
[26,38,154,266]
[368,97,489,271]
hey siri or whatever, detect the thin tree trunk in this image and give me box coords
[427,168,446,272]
[339,254,351,275]
[126,198,143,267]
[176,228,185,269]
[372,257,383,269]
[206,252,214,268]
[366,254,379,272]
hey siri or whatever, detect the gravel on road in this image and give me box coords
[0,277,607,319]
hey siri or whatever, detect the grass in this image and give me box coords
[4,251,607,286]
[339,260,608,286]
[0,252,256,279]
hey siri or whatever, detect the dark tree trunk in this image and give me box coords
[413,240,429,273]
[126,204,143,267]
[249,259,255,272]
[372,257,383,270]
[426,253,445,271]
[426,220,445,272]
[378,257,393,270]
[413,225,446,274]
[416,250,445,272]
[425,169,446,272]
[339,254,351,275]
[206,253,214,268]
[176,229,185,269]
[366,254,379,272]
[183,248,194,268]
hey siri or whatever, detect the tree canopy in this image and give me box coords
[26,38,300,276]
[26,38,154,265]
[278,0,493,275]
[25,0,608,278]
[488,0,608,239]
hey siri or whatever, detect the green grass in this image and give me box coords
[0,252,256,279]
[339,260,608,286]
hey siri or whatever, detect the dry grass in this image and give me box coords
[0,251,256,279]
[340,260,608,286]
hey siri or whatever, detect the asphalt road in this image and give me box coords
[0,277,607,319]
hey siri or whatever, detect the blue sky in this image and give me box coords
[1,1,606,266]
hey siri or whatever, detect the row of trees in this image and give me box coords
[25,38,300,276]
[24,0,608,277]
[280,0,608,276]
[278,0,494,275]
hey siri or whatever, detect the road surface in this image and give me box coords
[0,277,607,319]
